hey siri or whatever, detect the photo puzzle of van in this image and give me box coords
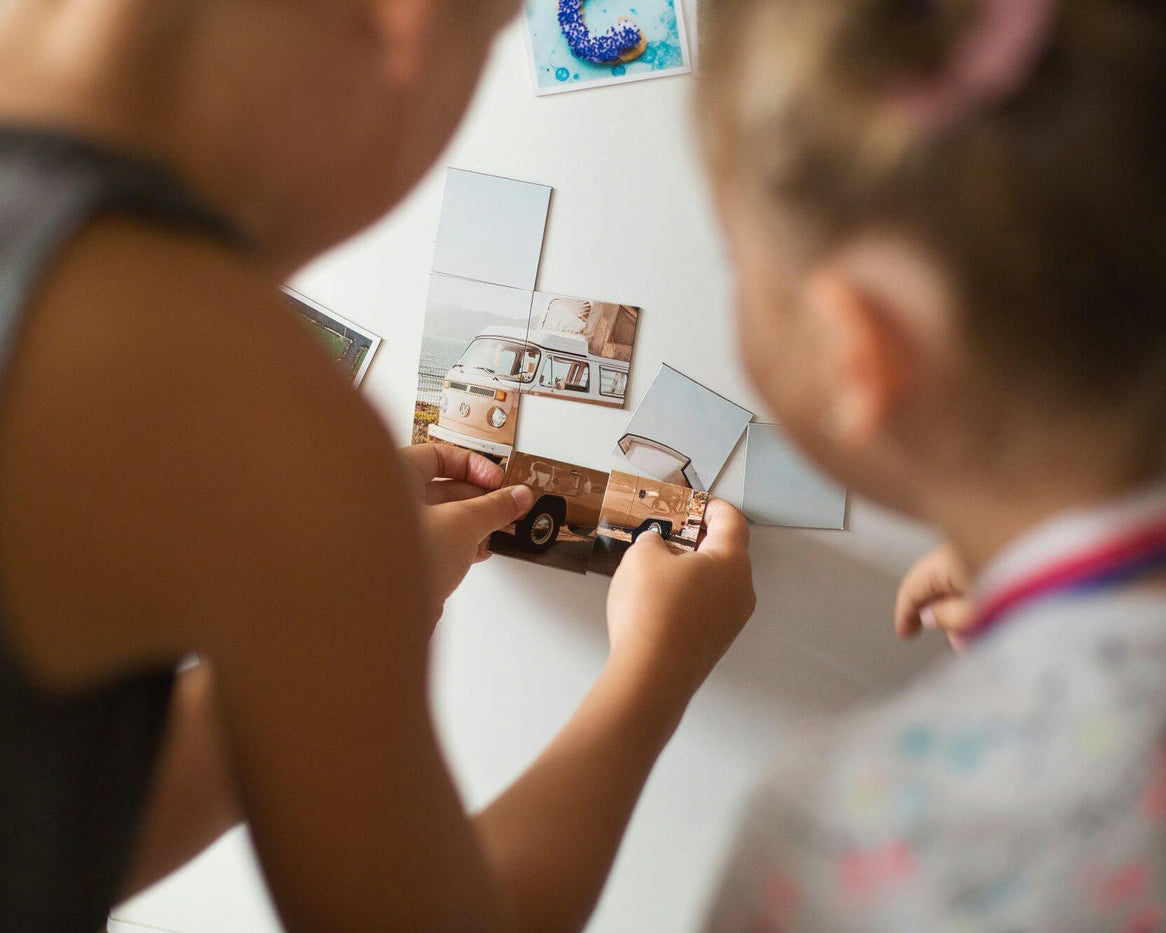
[522,294,639,409]
[413,274,534,460]
[488,452,611,574]
[588,471,709,577]
[428,325,532,460]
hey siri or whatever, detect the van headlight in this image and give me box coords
[488,406,508,428]
[439,393,449,413]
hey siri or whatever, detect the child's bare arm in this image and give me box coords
[0,220,511,930]
[475,501,756,932]
[0,216,754,930]
[116,663,242,901]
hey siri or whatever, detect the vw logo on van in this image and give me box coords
[458,402,471,418]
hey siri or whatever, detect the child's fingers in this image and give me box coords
[894,545,968,639]
[926,595,978,636]
[437,484,535,543]
[423,479,494,506]
[399,443,505,489]
[697,498,750,557]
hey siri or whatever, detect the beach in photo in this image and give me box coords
[413,274,534,462]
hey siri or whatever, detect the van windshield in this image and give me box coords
[458,338,540,383]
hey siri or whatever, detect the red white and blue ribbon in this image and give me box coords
[973,517,1166,638]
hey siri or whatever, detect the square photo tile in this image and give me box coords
[489,451,610,574]
[743,423,848,530]
[283,288,382,386]
[522,292,641,409]
[413,274,534,462]
[588,470,709,576]
[432,168,551,291]
[614,364,752,491]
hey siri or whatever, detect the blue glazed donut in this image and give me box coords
[557,0,647,66]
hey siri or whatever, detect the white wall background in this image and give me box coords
[112,13,944,933]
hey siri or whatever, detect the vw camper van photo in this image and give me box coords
[524,295,638,409]
[488,452,610,574]
[589,470,709,576]
[428,326,532,460]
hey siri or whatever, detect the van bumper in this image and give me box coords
[428,423,512,459]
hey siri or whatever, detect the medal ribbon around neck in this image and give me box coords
[973,519,1166,638]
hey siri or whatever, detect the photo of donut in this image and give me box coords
[557,0,647,66]
[524,0,691,96]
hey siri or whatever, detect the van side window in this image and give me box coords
[600,366,627,399]
[549,467,581,497]
[540,356,590,393]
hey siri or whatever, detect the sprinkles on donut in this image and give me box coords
[557,0,648,66]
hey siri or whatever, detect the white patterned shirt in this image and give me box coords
[706,491,1166,932]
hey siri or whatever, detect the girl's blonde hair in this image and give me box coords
[699,0,1166,423]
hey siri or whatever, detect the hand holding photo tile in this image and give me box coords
[489,452,610,574]
[615,363,753,491]
[588,470,709,576]
[743,423,848,530]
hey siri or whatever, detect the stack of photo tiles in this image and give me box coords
[413,168,849,577]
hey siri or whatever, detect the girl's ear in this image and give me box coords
[370,0,437,85]
[804,264,915,450]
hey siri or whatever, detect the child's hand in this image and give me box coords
[894,544,976,653]
[399,444,534,620]
[605,499,756,701]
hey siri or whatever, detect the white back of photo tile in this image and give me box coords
[111,10,945,933]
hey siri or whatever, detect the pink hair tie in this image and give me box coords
[894,0,1060,130]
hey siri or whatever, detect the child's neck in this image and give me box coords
[938,473,1166,582]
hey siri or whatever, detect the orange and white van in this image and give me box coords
[430,325,632,458]
[598,471,708,548]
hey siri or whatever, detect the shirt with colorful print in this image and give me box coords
[706,490,1166,933]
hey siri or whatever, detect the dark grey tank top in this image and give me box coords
[0,127,243,932]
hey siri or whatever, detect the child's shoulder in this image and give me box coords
[0,215,413,691]
[713,595,1166,931]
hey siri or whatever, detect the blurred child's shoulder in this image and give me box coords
[755,591,1166,834]
[721,594,1166,930]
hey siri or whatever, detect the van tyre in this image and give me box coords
[515,497,565,553]
[632,519,672,543]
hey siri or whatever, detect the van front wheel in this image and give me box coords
[515,499,565,553]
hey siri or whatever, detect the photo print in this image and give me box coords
[522,292,640,409]
[489,452,610,574]
[413,274,535,461]
[432,168,551,291]
[615,363,753,491]
[524,0,691,96]
[743,423,848,530]
[588,470,709,576]
[283,288,382,386]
